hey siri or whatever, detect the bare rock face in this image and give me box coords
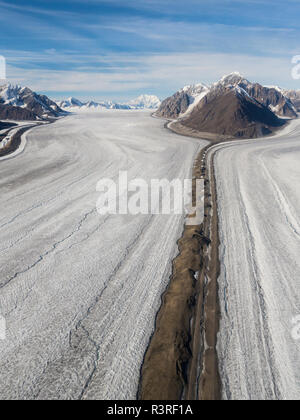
[0,104,38,121]
[155,84,209,119]
[242,84,297,118]
[155,91,190,119]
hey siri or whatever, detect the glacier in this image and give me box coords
[211,119,300,400]
[0,111,205,400]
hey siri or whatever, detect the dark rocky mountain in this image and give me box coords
[156,73,298,126]
[0,84,63,120]
[156,73,298,139]
[156,91,190,119]
[0,104,38,121]
[180,86,285,139]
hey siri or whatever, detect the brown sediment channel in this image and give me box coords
[138,139,221,400]
[193,147,221,400]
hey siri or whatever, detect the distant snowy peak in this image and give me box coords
[56,94,161,112]
[57,97,84,108]
[128,94,161,109]
[85,100,104,109]
[56,98,127,111]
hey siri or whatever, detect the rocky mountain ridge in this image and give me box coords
[155,73,299,139]
[0,84,63,120]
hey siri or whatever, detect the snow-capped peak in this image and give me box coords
[215,72,248,88]
[128,94,161,109]
[181,83,208,97]
[68,97,83,106]
[57,97,84,108]
[0,83,62,118]
[179,84,210,117]
[0,84,33,106]
[221,71,243,79]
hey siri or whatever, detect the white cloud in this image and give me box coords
[5,52,298,99]
[0,0,298,98]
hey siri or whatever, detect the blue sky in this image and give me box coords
[0,0,300,101]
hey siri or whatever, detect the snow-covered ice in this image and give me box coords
[212,119,300,400]
[0,111,205,400]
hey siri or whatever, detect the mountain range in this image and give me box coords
[0,77,299,140]
[0,85,161,121]
[155,73,300,139]
[56,94,161,112]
